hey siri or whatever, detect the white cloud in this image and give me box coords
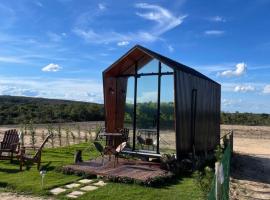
[42,63,62,72]
[219,62,247,77]
[222,98,233,106]
[137,91,157,103]
[47,32,66,42]
[209,16,226,22]
[222,98,242,107]
[0,76,103,103]
[117,41,129,46]
[135,3,187,35]
[73,28,128,44]
[263,85,270,94]
[168,45,174,52]
[234,85,255,92]
[0,56,27,64]
[74,3,186,44]
[0,3,16,29]
[204,30,224,36]
[98,3,106,11]
[35,1,43,7]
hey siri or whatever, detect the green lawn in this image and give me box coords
[0,143,202,200]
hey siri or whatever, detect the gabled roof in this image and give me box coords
[103,45,219,85]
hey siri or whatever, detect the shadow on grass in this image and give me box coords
[0,160,21,173]
[40,162,56,171]
[0,182,8,187]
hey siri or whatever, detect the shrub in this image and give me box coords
[193,166,214,199]
[160,154,193,175]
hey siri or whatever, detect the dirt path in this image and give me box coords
[0,192,53,200]
[230,137,270,200]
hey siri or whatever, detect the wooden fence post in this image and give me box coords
[229,130,233,156]
[215,162,221,200]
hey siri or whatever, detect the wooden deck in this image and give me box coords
[63,157,171,182]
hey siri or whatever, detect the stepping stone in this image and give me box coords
[65,183,81,189]
[66,191,85,199]
[70,190,85,196]
[50,187,67,195]
[93,180,107,187]
[78,179,94,184]
[80,185,98,191]
[66,194,78,199]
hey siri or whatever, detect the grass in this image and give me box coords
[0,143,203,200]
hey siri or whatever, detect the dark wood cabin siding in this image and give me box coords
[103,77,117,132]
[104,76,128,132]
[175,70,220,156]
[115,77,128,129]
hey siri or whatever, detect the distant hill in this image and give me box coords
[0,95,104,125]
[221,112,270,126]
[0,95,269,126]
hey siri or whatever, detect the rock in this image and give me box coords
[50,187,67,195]
[65,183,81,189]
[93,180,107,187]
[80,185,99,191]
[78,179,94,184]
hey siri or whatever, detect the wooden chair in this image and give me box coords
[18,133,53,171]
[112,142,127,167]
[118,128,129,143]
[0,129,20,163]
[137,135,145,149]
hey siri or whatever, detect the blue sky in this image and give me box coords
[0,0,269,113]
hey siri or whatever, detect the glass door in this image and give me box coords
[135,75,158,152]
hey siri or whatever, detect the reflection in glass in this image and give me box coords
[161,63,174,73]
[124,77,134,148]
[136,75,158,152]
[138,59,158,74]
[160,75,176,154]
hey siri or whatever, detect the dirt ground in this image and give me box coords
[226,125,270,200]
[0,193,52,200]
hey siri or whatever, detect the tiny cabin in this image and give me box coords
[103,45,220,160]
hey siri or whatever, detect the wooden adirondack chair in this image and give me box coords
[18,133,53,171]
[0,129,20,162]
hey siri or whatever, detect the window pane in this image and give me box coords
[124,77,134,148]
[136,75,158,152]
[159,75,176,154]
[161,63,173,73]
[138,59,158,74]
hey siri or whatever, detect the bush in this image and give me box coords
[193,166,214,199]
[160,154,193,175]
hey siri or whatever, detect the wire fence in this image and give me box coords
[208,132,233,200]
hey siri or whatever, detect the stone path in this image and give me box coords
[49,178,107,199]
